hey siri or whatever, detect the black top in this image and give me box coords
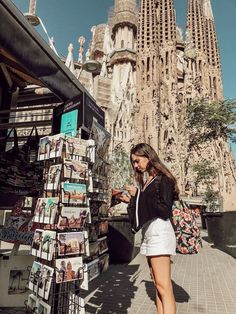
[127,174,175,232]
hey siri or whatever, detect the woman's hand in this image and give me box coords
[119,194,131,203]
[124,185,137,197]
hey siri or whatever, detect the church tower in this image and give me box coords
[202,0,223,100]
[135,0,160,150]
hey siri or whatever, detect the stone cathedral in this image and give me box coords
[66,0,236,210]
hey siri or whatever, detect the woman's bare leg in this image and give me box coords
[147,255,176,314]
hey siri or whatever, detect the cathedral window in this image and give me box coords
[121,40,124,48]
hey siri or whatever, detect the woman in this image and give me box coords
[120,143,178,314]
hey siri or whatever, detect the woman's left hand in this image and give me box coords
[124,185,137,197]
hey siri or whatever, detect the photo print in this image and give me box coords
[98,236,108,255]
[37,264,54,300]
[45,164,62,190]
[34,197,59,224]
[57,206,91,230]
[62,182,87,205]
[8,269,29,295]
[90,119,111,160]
[63,159,88,181]
[68,293,85,314]
[55,256,83,283]
[58,232,85,256]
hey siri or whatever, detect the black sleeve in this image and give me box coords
[159,175,175,218]
[127,191,138,231]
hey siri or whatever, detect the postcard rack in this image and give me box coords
[26,122,111,314]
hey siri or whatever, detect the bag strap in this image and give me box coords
[6,128,19,150]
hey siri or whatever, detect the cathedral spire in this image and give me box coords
[202,0,214,20]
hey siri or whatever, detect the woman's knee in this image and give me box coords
[155,280,173,298]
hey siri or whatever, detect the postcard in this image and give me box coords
[45,164,62,190]
[62,183,87,205]
[31,229,44,257]
[55,256,83,283]
[49,134,65,159]
[99,253,109,273]
[41,230,56,261]
[87,258,100,281]
[28,261,42,292]
[65,136,88,158]
[80,264,88,291]
[88,241,99,258]
[98,236,108,255]
[57,206,91,230]
[68,293,85,314]
[58,232,85,256]
[38,299,51,314]
[98,220,109,235]
[63,159,88,181]
[34,197,59,224]
[8,269,29,295]
[90,119,111,160]
[38,264,54,300]
[38,136,51,160]
[27,293,37,311]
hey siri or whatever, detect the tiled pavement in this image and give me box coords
[1,230,236,314]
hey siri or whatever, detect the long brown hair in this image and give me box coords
[130,143,179,196]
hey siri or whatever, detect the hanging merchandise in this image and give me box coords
[0,127,43,197]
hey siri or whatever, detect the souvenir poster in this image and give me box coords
[34,197,59,224]
[8,269,29,295]
[65,136,88,158]
[28,261,42,292]
[90,119,111,160]
[99,253,109,273]
[60,109,78,137]
[45,164,62,190]
[58,232,85,256]
[41,230,56,261]
[63,159,88,181]
[38,264,54,300]
[55,256,83,283]
[48,134,65,159]
[38,136,51,160]
[62,183,87,205]
[98,236,108,255]
[68,293,85,314]
[31,229,44,257]
[57,206,91,230]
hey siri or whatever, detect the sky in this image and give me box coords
[11,0,236,159]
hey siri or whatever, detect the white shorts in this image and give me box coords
[140,218,176,256]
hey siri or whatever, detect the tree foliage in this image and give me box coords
[186,99,236,148]
[191,159,218,187]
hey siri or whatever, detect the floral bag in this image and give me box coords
[172,200,202,254]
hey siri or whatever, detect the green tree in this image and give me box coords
[186,99,236,149]
[191,159,218,195]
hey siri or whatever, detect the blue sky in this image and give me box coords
[11,0,236,159]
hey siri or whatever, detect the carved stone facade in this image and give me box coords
[65,0,235,210]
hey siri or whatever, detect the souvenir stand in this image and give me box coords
[26,99,111,313]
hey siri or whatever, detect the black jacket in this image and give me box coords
[127,174,175,232]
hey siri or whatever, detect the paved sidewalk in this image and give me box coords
[83,230,236,314]
[1,230,236,314]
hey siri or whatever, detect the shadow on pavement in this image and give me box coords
[144,279,190,304]
[82,263,140,314]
